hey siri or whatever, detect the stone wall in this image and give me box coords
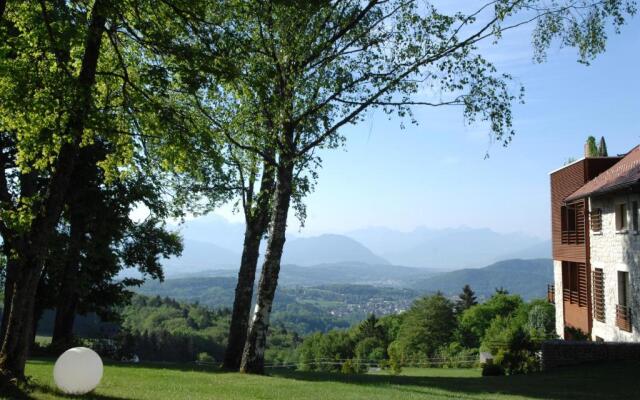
[541,340,640,370]
[589,193,640,341]
[553,260,564,338]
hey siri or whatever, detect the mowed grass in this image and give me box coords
[10,359,640,400]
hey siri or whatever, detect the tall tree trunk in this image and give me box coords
[0,256,41,378]
[31,295,46,352]
[223,160,275,370]
[0,258,17,341]
[0,1,107,380]
[51,213,84,349]
[51,300,77,349]
[240,160,294,374]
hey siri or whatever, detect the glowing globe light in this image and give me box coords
[53,347,103,395]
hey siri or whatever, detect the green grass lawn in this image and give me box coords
[10,359,640,400]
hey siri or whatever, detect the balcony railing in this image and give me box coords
[616,304,632,332]
[547,284,555,304]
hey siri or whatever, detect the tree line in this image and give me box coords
[298,286,556,375]
[0,0,635,387]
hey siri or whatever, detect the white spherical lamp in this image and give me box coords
[53,347,103,395]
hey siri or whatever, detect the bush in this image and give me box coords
[341,359,359,374]
[481,361,505,376]
[197,352,216,363]
[494,349,539,375]
[484,324,541,375]
[387,341,403,375]
[436,343,479,368]
[354,337,386,363]
[564,326,589,341]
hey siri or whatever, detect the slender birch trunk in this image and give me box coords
[240,159,294,374]
[223,159,275,370]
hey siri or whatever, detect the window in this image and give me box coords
[591,208,602,233]
[561,203,585,244]
[616,203,628,231]
[633,201,639,232]
[618,271,630,307]
[593,268,605,322]
[562,262,587,307]
[616,271,632,332]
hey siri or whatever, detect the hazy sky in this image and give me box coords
[211,12,640,240]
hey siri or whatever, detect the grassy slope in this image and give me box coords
[14,359,640,400]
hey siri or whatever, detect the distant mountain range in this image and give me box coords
[162,216,550,274]
[280,234,390,266]
[348,226,550,268]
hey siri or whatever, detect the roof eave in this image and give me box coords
[565,180,640,203]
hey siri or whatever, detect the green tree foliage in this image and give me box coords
[0,0,233,379]
[297,292,553,375]
[298,330,355,372]
[598,136,609,156]
[480,299,555,375]
[392,294,457,360]
[456,285,478,314]
[458,293,523,348]
[586,136,599,156]
[32,143,182,349]
[355,314,385,342]
[164,0,634,374]
[116,295,300,364]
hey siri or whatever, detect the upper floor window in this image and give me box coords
[561,202,585,244]
[632,201,639,233]
[590,208,602,233]
[616,203,628,232]
[616,271,632,332]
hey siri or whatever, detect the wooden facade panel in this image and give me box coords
[550,158,622,261]
[551,160,588,261]
[551,157,621,337]
[564,301,591,333]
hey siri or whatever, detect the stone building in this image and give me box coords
[550,144,640,341]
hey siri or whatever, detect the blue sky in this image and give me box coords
[213,12,640,240]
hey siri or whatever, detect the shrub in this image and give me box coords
[197,352,216,363]
[387,341,403,375]
[564,326,589,341]
[354,337,386,364]
[341,359,358,374]
[436,343,479,368]
[481,361,505,376]
[481,317,542,375]
[494,349,539,375]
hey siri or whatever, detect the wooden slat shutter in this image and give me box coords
[578,262,588,307]
[590,208,602,233]
[592,268,605,322]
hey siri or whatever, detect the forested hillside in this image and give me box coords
[411,259,553,300]
[137,279,416,331]
[138,259,553,328]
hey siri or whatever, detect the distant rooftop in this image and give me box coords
[565,145,640,202]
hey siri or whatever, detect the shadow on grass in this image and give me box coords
[268,362,640,400]
[30,357,221,374]
[25,384,130,400]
